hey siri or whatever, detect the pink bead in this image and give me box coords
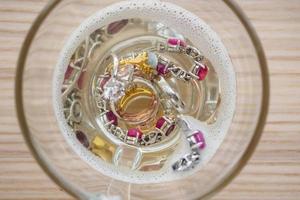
[156,63,169,75]
[156,117,175,136]
[127,128,143,139]
[156,117,166,129]
[106,111,118,126]
[193,131,206,150]
[167,38,186,47]
[197,64,208,80]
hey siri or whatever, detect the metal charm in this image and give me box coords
[140,132,163,146]
[63,90,83,127]
[172,151,201,172]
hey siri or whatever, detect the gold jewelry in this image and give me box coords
[119,52,154,76]
[114,81,159,125]
[105,52,155,77]
[118,86,154,111]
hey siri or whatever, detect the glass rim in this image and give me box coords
[15,0,270,199]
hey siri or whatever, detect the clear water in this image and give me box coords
[53,0,236,184]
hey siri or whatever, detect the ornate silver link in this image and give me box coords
[167,63,193,81]
[184,46,205,62]
[153,38,207,82]
[172,150,201,171]
[140,131,163,146]
[63,90,83,127]
[172,118,206,172]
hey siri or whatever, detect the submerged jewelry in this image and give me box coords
[172,119,206,172]
[172,150,201,172]
[102,54,134,102]
[112,77,159,125]
[142,37,209,81]
[187,130,206,151]
[154,76,186,113]
[61,18,210,172]
[63,89,82,127]
[93,35,210,147]
[94,55,179,146]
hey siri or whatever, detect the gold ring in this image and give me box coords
[114,78,159,125]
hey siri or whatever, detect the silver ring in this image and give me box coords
[155,76,185,113]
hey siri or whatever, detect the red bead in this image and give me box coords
[106,111,118,126]
[64,65,73,80]
[127,128,143,139]
[107,19,129,34]
[166,124,175,136]
[197,64,208,80]
[167,38,186,47]
[75,130,89,148]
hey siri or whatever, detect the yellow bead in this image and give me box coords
[91,136,115,154]
[92,136,106,148]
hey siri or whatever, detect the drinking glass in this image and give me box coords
[16,0,269,199]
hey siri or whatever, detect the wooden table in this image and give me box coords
[0,0,299,199]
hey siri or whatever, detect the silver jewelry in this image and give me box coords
[142,37,208,82]
[172,118,206,172]
[154,76,186,113]
[187,131,206,151]
[111,53,119,78]
[140,131,163,146]
[60,19,211,172]
[94,74,178,147]
[172,150,201,172]
[63,89,83,127]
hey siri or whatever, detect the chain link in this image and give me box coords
[155,40,206,82]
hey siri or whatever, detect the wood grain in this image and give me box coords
[0,0,299,199]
